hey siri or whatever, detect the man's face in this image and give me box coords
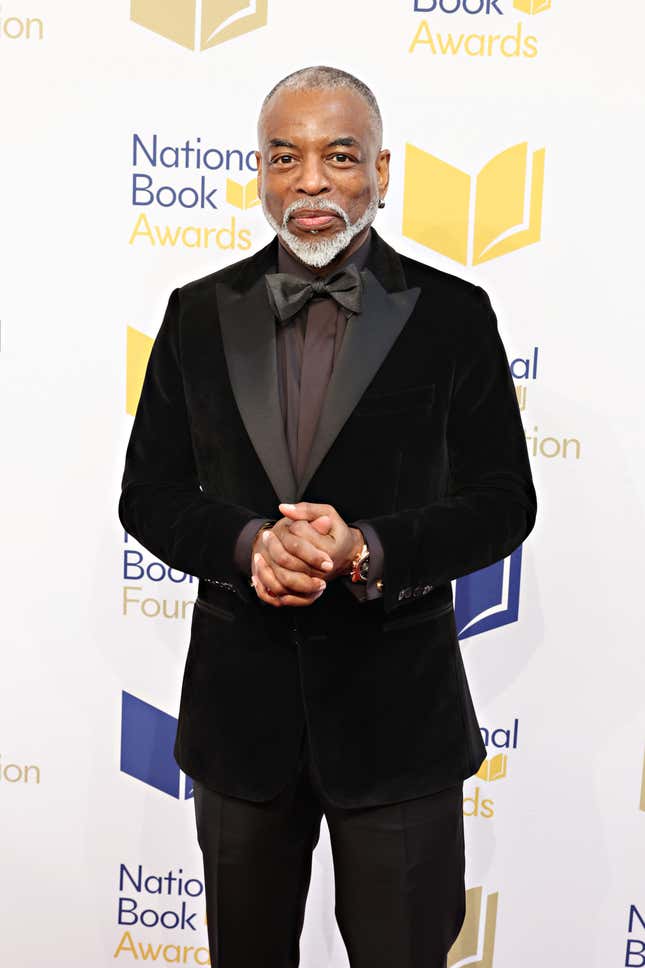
[256,86,390,268]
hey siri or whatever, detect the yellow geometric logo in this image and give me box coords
[126,326,153,417]
[514,0,551,13]
[449,886,498,968]
[476,753,508,783]
[226,177,260,210]
[640,750,645,812]
[402,141,545,265]
[130,0,268,51]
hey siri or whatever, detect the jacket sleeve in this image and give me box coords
[118,288,262,580]
[359,287,537,614]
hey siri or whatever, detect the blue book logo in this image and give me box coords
[455,546,523,640]
[120,692,193,800]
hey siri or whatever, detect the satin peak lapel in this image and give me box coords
[297,268,421,498]
[216,273,297,503]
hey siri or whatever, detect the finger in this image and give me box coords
[271,520,333,573]
[276,588,326,608]
[281,530,335,571]
[252,567,322,608]
[289,519,331,543]
[251,574,283,607]
[254,553,288,598]
[261,529,326,576]
[271,561,326,596]
[288,520,336,555]
[310,515,333,535]
[279,502,333,522]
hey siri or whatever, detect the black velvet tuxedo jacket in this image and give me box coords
[119,228,537,808]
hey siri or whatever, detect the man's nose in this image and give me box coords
[295,157,331,196]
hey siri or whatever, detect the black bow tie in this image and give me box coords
[265,263,363,323]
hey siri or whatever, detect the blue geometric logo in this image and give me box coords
[120,691,193,800]
[455,546,523,640]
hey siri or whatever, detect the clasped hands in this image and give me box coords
[251,502,364,607]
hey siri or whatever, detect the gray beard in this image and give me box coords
[261,196,380,269]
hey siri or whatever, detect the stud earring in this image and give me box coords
[378,199,385,209]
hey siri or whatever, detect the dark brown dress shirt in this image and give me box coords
[234,230,384,600]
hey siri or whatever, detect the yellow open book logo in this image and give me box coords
[131,0,268,51]
[514,0,551,13]
[403,141,545,265]
[449,886,498,968]
[126,326,153,416]
[476,753,508,783]
[226,177,260,210]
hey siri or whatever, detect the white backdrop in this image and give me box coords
[2,1,645,966]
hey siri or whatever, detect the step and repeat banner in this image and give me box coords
[2,1,644,966]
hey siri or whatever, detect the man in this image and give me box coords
[119,66,536,968]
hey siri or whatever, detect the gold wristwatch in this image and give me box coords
[350,541,370,583]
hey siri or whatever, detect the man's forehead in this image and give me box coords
[258,87,374,143]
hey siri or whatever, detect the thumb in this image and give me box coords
[311,515,332,535]
[278,501,325,521]
[278,502,308,520]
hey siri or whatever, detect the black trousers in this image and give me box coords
[193,732,465,968]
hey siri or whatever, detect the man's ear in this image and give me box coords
[376,148,390,201]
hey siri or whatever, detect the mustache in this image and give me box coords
[282,199,350,228]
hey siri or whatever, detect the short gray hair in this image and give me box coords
[258,66,383,147]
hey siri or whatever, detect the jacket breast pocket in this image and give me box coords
[352,383,435,418]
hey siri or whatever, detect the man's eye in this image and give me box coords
[330,153,357,164]
[272,155,294,165]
